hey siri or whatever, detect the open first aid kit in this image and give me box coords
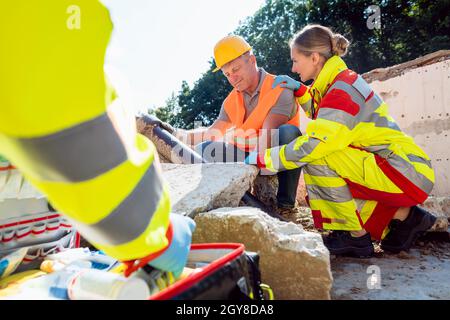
[0,163,79,278]
[0,161,272,300]
[0,243,273,300]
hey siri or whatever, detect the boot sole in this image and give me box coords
[381,213,437,254]
[328,245,374,258]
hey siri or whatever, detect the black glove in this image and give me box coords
[142,115,175,134]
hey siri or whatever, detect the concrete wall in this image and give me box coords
[370,59,450,196]
[299,57,450,196]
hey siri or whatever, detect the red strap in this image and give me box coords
[374,156,428,204]
[363,203,398,240]
[294,85,307,97]
[256,154,266,169]
[122,222,173,277]
[311,210,332,229]
[0,165,15,171]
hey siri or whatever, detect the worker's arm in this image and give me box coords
[0,0,193,277]
[175,119,232,146]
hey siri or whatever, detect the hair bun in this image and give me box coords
[331,34,350,57]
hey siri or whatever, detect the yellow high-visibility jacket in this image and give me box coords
[263,56,434,195]
[0,1,171,261]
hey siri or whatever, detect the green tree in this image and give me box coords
[157,0,450,128]
[148,92,179,124]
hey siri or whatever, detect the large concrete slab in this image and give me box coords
[161,163,258,217]
[192,207,333,300]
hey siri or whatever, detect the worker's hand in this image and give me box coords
[244,151,266,169]
[272,75,301,91]
[148,214,196,278]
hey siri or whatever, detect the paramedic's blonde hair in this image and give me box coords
[290,24,350,59]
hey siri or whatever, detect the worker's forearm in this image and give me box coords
[177,126,225,146]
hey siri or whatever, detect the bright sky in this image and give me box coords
[101,0,265,114]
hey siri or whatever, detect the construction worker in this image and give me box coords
[0,0,194,278]
[175,35,303,214]
[246,25,437,257]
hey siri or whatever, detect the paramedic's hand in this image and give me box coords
[272,75,301,91]
[149,214,196,278]
[244,151,258,165]
[245,151,266,169]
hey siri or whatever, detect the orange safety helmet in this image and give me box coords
[213,35,252,72]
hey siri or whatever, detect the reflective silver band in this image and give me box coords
[318,108,356,129]
[370,112,401,131]
[307,184,353,203]
[361,144,391,153]
[305,164,339,177]
[285,137,320,162]
[268,146,283,170]
[366,93,383,110]
[15,114,127,182]
[352,76,373,100]
[70,163,164,246]
[407,154,432,168]
[386,153,434,194]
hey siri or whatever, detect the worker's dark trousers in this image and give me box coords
[195,124,302,208]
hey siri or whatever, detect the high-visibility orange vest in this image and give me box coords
[223,73,300,151]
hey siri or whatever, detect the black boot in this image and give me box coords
[381,206,437,253]
[323,231,374,258]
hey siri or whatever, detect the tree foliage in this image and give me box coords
[150,0,450,128]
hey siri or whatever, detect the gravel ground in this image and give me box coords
[330,233,450,300]
[281,207,450,300]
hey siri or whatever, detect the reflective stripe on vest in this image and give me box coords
[223,73,300,151]
[10,114,127,182]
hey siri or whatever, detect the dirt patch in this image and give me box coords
[276,209,450,300]
[330,233,450,300]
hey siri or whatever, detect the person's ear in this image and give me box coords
[311,52,321,66]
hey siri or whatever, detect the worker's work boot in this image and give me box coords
[381,206,436,253]
[323,231,374,258]
[276,206,298,222]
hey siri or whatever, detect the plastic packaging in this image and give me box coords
[45,248,114,269]
[9,269,74,300]
[0,248,28,279]
[40,260,93,273]
[67,269,150,300]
